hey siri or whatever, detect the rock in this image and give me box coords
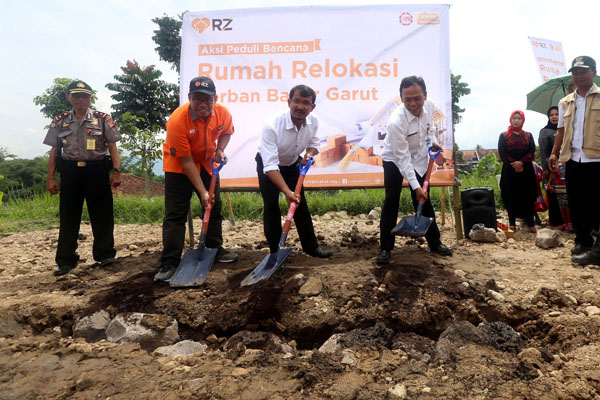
[206,334,218,344]
[341,349,358,365]
[367,209,380,220]
[581,290,598,304]
[153,340,207,356]
[436,321,488,360]
[73,310,111,343]
[454,269,466,278]
[223,331,293,354]
[487,290,505,302]
[0,314,23,338]
[585,306,600,316]
[535,229,562,249]
[388,384,407,398]
[105,312,179,351]
[319,333,344,354]
[478,322,522,352]
[518,348,543,367]
[299,276,323,296]
[469,226,497,243]
[340,322,394,349]
[531,287,577,308]
[496,231,507,242]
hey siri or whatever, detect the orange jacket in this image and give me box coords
[163,102,234,174]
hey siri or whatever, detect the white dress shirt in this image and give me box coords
[558,84,597,163]
[258,111,321,173]
[381,100,436,190]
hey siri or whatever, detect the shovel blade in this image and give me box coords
[240,247,293,287]
[169,246,218,287]
[391,214,434,237]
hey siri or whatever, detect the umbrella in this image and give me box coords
[527,74,600,115]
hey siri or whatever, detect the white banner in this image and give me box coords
[528,36,567,82]
[181,5,452,188]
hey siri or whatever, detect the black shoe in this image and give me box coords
[430,243,454,256]
[54,254,80,276]
[306,247,332,258]
[376,250,391,265]
[100,257,116,267]
[154,265,177,281]
[572,249,600,266]
[215,247,238,263]
[571,243,592,255]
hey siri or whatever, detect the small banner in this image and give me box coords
[528,36,567,82]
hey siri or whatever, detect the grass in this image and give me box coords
[0,174,501,234]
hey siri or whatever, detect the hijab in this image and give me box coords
[507,110,525,137]
[543,106,559,131]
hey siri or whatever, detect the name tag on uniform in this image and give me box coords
[86,139,96,150]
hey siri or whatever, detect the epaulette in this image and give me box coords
[93,111,108,118]
[53,111,69,121]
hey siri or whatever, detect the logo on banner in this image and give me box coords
[398,12,413,26]
[191,17,233,34]
[418,13,439,25]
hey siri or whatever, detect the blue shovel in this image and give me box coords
[170,158,226,287]
[241,157,314,287]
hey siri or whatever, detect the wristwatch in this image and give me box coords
[113,167,122,173]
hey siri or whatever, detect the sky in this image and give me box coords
[0,0,598,161]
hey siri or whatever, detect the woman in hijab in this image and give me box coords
[538,106,564,227]
[498,110,537,232]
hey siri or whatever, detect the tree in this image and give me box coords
[106,60,178,197]
[33,78,97,127]
[451,73,471,128]
[454,142,464,165]
[152,14,183,72]
[117,113,164,197]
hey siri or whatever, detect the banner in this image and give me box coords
[181,5,452,189]
[528,36,567,82]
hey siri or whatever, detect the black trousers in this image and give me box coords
[565,160,600,247]
[256,153,319,253]
[56,161,115,267]
[380,161,441,251]
[160,169,223,268]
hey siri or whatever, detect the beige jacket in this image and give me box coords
[559,84,600,161]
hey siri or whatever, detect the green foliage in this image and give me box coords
[0,156,48,196]
[451,73,471,127]
[470,153,501,178]
[106,60,178,131]
[33,78,97,127]
[106,61,177,197]
[151,14,182,72]
[0,147,16,162]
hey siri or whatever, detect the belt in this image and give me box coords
[63,159,106,167]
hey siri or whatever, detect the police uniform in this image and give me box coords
[43,81,121,273]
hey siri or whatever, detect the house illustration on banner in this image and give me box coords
[314,97,452,174]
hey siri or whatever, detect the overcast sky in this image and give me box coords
[0,0,598,160]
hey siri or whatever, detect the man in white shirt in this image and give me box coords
[549,56,600,265]
[256,84,331,258]
[377,76,453,265]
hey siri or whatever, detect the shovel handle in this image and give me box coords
[202,158,226,235]
[281,157,313,235]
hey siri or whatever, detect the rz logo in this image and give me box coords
[191,17,233,34]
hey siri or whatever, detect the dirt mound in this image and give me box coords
[112,173,164,197]
[1,216,599,399]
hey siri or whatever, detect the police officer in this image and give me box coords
[44,80,122,276]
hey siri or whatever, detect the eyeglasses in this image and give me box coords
[290,98,313,107]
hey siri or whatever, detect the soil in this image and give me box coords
[112,174,165,197]
[1,213,600,400]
